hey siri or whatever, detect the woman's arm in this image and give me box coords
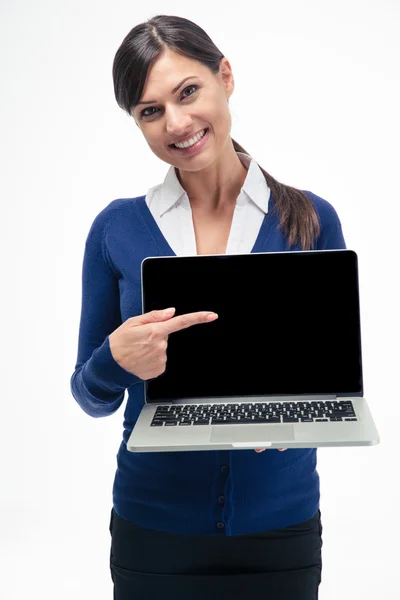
[70,208,142,418]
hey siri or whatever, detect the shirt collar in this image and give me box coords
[159,152,270,217]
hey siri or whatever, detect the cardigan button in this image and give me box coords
[218,495,225,505]
[217,521,225,529]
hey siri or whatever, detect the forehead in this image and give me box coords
[142,50,211,95]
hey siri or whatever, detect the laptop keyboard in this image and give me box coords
[150,400,357,427]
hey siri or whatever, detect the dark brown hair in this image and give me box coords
[112,14,320,249]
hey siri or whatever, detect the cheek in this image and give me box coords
[148,140,172,162]
[207,98,231,130]
[210,111,231,141]
[146,134,164,152]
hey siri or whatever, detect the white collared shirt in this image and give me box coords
[145,152,270,255]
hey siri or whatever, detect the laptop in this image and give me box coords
[127,249,380,453]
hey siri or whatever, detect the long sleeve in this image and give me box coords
[70,207,142,418]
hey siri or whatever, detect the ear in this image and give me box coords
[219,57,234,100]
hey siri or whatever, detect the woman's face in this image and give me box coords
[131,49,234,172]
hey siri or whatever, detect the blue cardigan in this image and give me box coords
[70,191,346,536]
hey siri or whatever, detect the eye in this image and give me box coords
[141,106,158,118]
[140,84,199,119]
[181,84,198,98]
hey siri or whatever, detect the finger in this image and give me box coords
[254,448,287,452]
[131,308,178,327]
[160,312,218,335]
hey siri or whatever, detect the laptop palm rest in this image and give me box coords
[210,425,295,446]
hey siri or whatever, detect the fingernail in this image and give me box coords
[206,313,218,321]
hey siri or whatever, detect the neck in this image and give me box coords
[176,141,248,213]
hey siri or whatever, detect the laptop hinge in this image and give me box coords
[168,394,337,405]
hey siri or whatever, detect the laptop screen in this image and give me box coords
[142,250,363,401]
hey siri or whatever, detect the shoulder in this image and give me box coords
[302,190,342,228]
[93,196,146,222]
[301,190,347,250]
[87,196,146,235]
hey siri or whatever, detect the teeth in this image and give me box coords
[174,129,206,149]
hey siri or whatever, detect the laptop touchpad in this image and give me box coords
[211,425,295,444]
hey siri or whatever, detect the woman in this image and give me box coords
[71,14,347,600]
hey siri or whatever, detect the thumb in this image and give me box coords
[130,307,176,327]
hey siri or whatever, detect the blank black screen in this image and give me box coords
[142,250,363,401]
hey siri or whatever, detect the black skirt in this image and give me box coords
[109,507,323,600]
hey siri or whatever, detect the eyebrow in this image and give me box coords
[136,76,198,106]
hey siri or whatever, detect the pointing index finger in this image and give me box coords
[160,312,218,335]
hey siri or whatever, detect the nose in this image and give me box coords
[165,106,193,138]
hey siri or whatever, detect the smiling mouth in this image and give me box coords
[169,128,208,149]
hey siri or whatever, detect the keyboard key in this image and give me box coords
[156,400,355,428]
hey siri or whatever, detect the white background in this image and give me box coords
[1,0,399,598]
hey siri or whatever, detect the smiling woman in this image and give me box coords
[70,12,348,600]
[113,16,322,250]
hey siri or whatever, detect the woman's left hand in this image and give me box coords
[254,448,287,453]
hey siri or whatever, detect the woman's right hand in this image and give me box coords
[108,307,218,380]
